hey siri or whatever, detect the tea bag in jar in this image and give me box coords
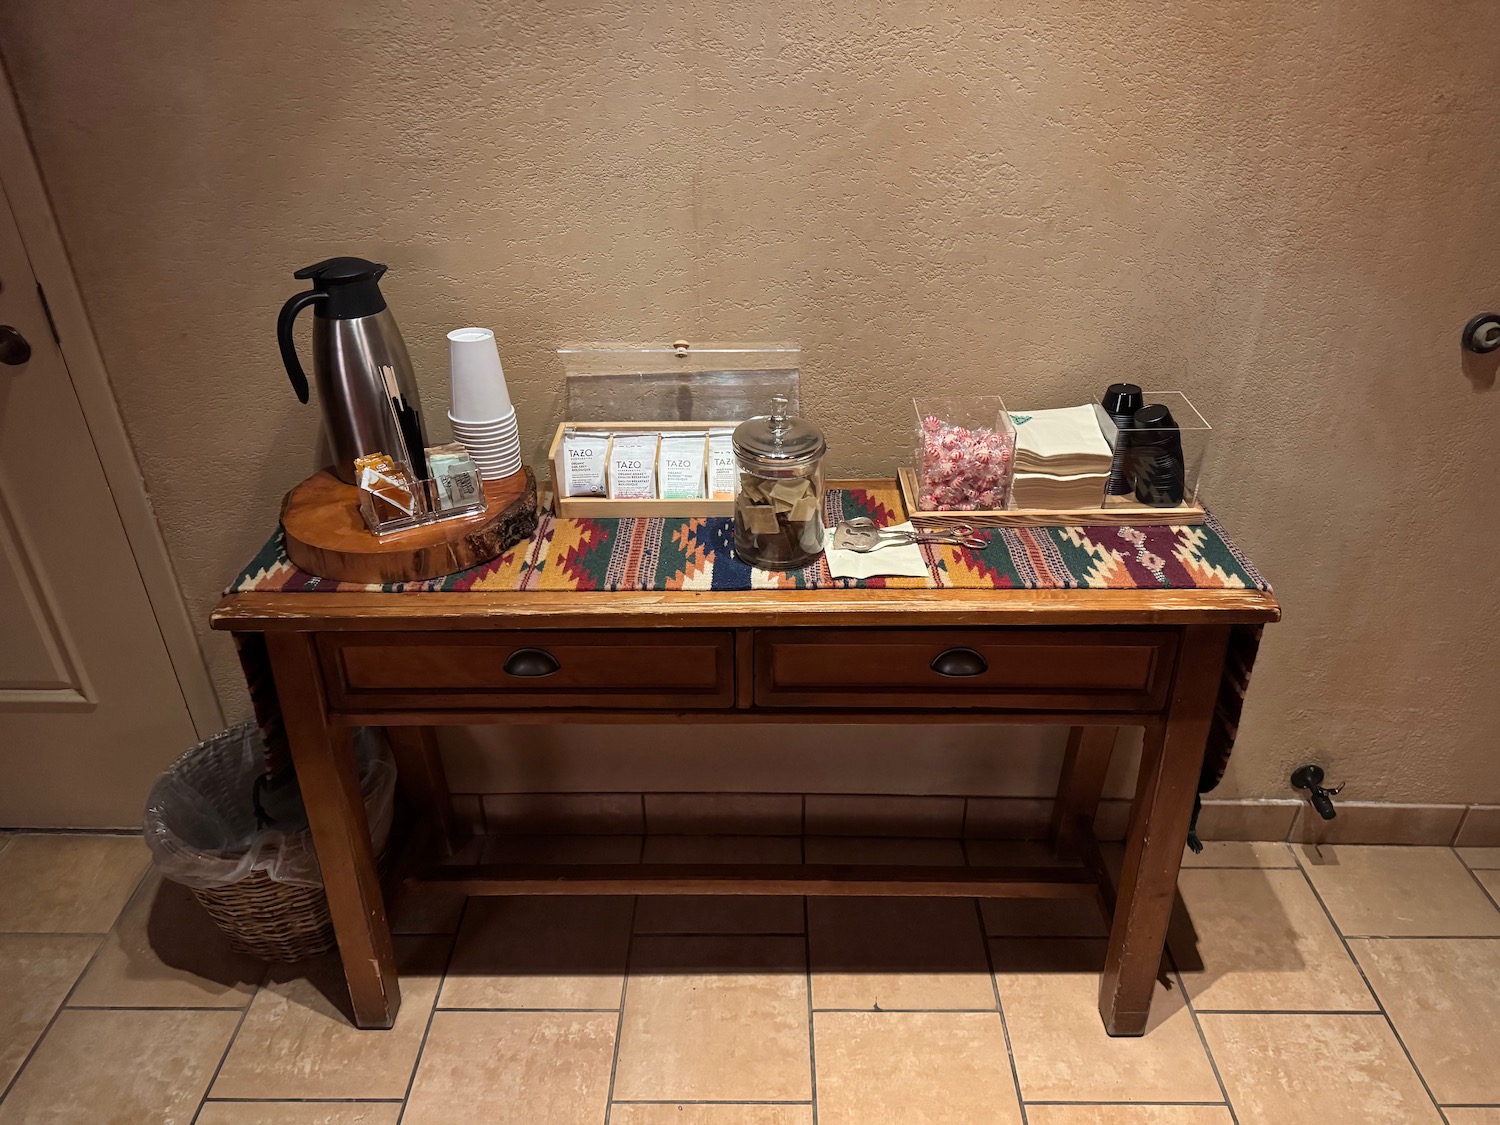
[732,394,827,569]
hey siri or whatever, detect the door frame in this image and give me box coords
[0,56,223,738]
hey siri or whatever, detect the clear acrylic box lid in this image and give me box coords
[558,342,800,424]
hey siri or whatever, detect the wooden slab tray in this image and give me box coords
[897,466,1205,529]
[282,466,538,583]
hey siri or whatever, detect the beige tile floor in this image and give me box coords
[1,831,1499,1123]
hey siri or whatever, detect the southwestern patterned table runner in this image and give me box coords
[230,483,1269,594]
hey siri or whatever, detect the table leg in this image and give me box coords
[1098,625,1228,1036]
[266,632,401,1030]
[1050,726,1118,855]
[386,726,461,856]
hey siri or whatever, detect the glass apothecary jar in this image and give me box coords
[732,394,827,569]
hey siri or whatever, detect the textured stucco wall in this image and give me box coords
[2,0,1497,803]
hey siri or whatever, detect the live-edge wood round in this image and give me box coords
[281,465,538,584]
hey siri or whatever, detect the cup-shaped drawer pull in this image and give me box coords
[503,647,561,678]
[929,647,988,678]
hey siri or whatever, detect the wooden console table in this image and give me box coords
[213,576,1278,1035]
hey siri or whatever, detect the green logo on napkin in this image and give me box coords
[1009,414,1033,425]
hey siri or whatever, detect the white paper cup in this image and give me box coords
[459,441,519,459]
[453,428,519,444]
[449,406,516,429]
[451,430,519,449]
[469,453,521,470]
[447,414,519,441]
[471,455,522,480]
[449,417,517,443]
[459,443,521,460]
[448,328,513,422]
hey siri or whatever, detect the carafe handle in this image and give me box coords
[276,289,326,403]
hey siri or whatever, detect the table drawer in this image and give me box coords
[320,631,736,710]
[754,628,1177,711]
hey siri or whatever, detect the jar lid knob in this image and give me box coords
[769,393,790,439]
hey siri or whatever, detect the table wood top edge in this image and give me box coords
[212,586,1281,630]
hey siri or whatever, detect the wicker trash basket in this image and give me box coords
[144,721,395,962]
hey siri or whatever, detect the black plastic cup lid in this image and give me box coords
[1102,383,1143,415]
[1133,403,1177,428]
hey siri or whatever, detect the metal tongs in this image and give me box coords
[832,517,988,553]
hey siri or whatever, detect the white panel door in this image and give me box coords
[0,175,197,827]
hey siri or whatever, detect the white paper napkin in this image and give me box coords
[823,522,931,579]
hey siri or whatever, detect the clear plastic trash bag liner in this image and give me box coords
[143,720,394,889]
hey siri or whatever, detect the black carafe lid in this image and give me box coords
[292,257,389,320]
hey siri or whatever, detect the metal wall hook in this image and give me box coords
[1291,764,1342,820]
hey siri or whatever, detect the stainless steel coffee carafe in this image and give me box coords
[277,257,428,483]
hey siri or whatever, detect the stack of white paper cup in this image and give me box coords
[447,327,521,480]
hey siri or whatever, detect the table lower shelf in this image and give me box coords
[413,859,1104,898]
[398,817,1116,905]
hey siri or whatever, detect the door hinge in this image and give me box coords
[36,283,60,345]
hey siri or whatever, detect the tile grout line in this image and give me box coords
[436,1006,624,1013]
[609,1104,822,1116]
[0,857,157,1107]
[1024,1100,1236,1107]
[810,1005,1024,1014]
[978,921,1030,1125]
[205,1104,408,1110]
[1169,949,1241,1125]
[1450,808,1472,849]
[612,816,646,1123]
[797,824,818,1122]
[65,1003,251,1012]
[601,894,640,1125]
[1454,845,1500,874]
[1454,845,1500,915]
[1182,1014,1380,1020]
[1290,842,1448,1117]
[190,959,261,1120]
[395,914,466,1125]
[803,894,819,1125]
[1336,935,1500,941]
[967,840,1028,1125]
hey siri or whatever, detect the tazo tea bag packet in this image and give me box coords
[708,428,737,499]
[560,428,609,497]
[608,432,659,499]
[658,431,708,500]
